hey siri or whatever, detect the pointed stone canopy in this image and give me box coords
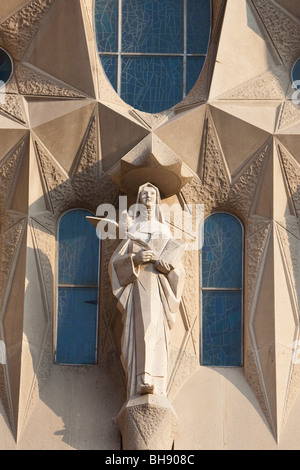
[109,135,194,198]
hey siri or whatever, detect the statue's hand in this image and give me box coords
[133,250,155,266]
[155,259,172,274]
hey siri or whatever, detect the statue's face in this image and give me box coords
[140,186,157,208]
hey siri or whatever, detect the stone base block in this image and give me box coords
[118,394,178,450]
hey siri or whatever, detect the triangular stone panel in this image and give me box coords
[9,136,30,215]
[209,0,283,100]
[15,63,86,99]
[251,0,300,68]
[17,228,50,440]
[212,101,281,134]
[0,0,55,61]
[2,227,27,439]
[209,104,271,177]
[26,0,95,97]
[71,113,101,208]
[278,142,300,216]
[249,143,294,220]
[228,141,270,219]
[276,134,300,166]
[154,105,207,174]
[274,0,300,19]
[0,130,28,161]
[277,101,300,132]
[98,103,149,172]
[34,139,76,214]
[33,102,96,173]
[0,0,34,22]
[0,94,27,125]
[0,136,28,213]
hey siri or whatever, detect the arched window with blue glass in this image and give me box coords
[201,213,244,367]
[56,209,100,365]
[94,0,212,113]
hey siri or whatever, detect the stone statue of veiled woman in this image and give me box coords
[109,183,185,399]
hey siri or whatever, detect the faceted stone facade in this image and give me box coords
[0,0,300,450]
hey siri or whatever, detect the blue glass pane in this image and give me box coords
[58,210,99,286]
[202,291,242,366]
[292,58,300,90]
[0,49,12,86]
[101,56,118,91]
[122,0,183,53]
[56,287,98,364]
[95,0,119,52]
[202,214,243,288]
[186,56,205,94]
[121,56,183,113]
[187,0,211,54]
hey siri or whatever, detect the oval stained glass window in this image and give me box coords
[291,57,300,90]
[0,48,13,88]
[95,0,212,113]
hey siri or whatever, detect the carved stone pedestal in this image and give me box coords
[118,394,178,450]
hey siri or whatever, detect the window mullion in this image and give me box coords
[183,0,187,98]
[117,0,122,96]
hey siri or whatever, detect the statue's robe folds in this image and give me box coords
[109,226,185,398]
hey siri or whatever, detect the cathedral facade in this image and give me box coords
[0,0,300,450]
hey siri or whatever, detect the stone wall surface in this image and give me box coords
[0,0,300,449]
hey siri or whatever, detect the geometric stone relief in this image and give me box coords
[32,103,97,175]
[17,220,54,438]
[0,0,55,61]
[71,112,100,208]
[154,105,207,174]
[0,134,29,436]
[15,62,86,98]
[1,0,300,449]
[0,219,26,319]
[180,116,230,213]
[217,68,289,101]
[235,128,300,441]
[0,136,28,214]
[245,221,299,441]
[251,0,300,68]
[209,0,286,101]
[1,222,28,440]
[211,101,281,135]
[25,0,95,98]
[34,139,76,214]
[274,0,300,20]
[209,104,272,177]
[0,94,27,125]
[98,102,150,173]
[228,141,271,220]
[278,141,300,216]
[277,101,300,131]
[0,0,228,447]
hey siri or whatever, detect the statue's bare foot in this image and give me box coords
[140,383,154,395]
